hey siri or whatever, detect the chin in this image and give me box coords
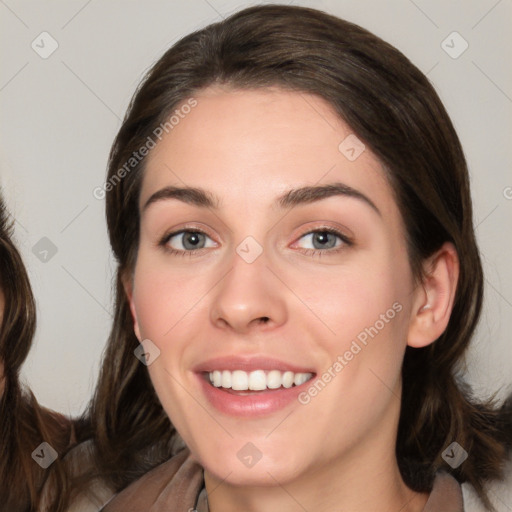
[193,439,308,487]
[204,459,302,487]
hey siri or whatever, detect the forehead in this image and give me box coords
[140,86,397,221]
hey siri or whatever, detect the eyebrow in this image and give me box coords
[143,182,381,216]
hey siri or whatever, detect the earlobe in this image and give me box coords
[407,242,459,348]
[122,274,142,342]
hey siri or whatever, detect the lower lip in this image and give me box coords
[196,373,314,417]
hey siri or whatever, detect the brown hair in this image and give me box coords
[0,194,75,511]
[79,4,511,510]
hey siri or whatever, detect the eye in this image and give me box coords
[158,226,353,258]
[294,228,353,256]
[159,229,216,256]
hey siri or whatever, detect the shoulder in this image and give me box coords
[99,446,203,511]
[63,440,117,512]
[65,440,116,511]
[63,434,190,511]
[461,454,512,512]
[38,439,115,512]
[425,471,464,511]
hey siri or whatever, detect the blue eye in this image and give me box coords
[159,227,352,258]
[293,228,353,258]
[297,230,342,250]
[160,229,216,256]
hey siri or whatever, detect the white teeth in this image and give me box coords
[266,370,282,389]
[221,370,231,388]
[294,373,310,386]
[212,370,222,387]
[231,370,249,390]
[282,371,294,388]
[248,370,267,390]
[207,369,313,390]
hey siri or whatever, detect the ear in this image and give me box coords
[122,273,142,342]
[407,242,459,348]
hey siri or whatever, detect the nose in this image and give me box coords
[209,244,287,335]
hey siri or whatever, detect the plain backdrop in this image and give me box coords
[0,0,511,417]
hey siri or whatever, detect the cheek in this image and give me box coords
[132,278,168,340]
[295,252,410,341]
[293,270,409,454]
[296,249,412,398]
[132,257,199,340]
[131,260,197,427]
[130,254,214,390]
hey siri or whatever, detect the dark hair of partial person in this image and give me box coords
[0,194,76,511]
[59,4,510,511]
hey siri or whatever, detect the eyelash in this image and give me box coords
[158,226,353,259]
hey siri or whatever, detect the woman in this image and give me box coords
[49,4,512,511]
[0,194,76,511]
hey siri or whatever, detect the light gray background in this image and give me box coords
[0,0,511,417]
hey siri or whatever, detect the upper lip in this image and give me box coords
[193,355,316,374]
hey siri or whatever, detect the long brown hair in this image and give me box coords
[0,194,74,511]
[80,4,511,510]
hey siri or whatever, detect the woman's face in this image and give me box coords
[128,86,422,486]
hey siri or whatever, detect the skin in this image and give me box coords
[126,86,459,512]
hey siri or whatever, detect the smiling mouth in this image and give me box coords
[204,369,315,392]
